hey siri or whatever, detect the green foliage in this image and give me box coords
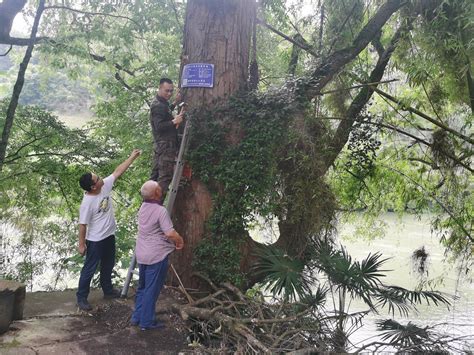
[253,237,453,350]
[192,237,245,287]
[413,0,474,108]
[323,0,365,53]
[0,99,109,218]
[375,285,452,317]
[253,245,312,301]
[376,319,448,352]
[0,98,147,289]
[188,93,292,282]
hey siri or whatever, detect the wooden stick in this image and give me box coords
[170,263,194,303]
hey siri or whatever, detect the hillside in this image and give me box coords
[0,49,95,121]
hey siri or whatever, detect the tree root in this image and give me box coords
[169,276,326,353]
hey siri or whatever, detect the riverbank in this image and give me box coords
[0,288,191,354]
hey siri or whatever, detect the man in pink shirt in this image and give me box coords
[131,180,184,330]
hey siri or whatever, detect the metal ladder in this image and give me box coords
[120,118,192,297]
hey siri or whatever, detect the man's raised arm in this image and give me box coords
[112,149,141,179]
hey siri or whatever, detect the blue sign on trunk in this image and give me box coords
[181,63,214,88]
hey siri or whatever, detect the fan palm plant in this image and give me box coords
[253,237,452,351]
[252,245,313,301]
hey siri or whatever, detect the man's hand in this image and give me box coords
[78,242,87,256]
[172,112,184,128]
[130,149,142,159]
[174,235,184,250]
[78,224,87,256]
[166,229,184,249]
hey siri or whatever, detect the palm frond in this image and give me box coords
[374,287,414,317]
[311,239,390,311]
[375,286,452,316]
[253,246,313,301]
[358,252,390,288]
[376,319,434,351]
[301,284,328,309]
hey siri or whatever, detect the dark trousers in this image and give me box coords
[76,235,116,301]
[131,256,169,328]
[150,140,177,195]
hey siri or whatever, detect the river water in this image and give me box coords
[338,213,473,351]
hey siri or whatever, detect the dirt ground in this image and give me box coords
[81,293,190,354]
[0,287,197,354]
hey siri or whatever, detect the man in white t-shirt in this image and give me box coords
[76,149,141,311]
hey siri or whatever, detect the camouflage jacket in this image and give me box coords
[150,95,178,144]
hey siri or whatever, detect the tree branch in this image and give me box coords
[465,61,474,114]
[86,52,135,76]
[287,34,303,76]
[168,0,183,29]
[4,150,84,165]
[55,178,75,218]
[114,72,132,91]
[0,45,12,56]
[301,0,406,100]
[0,36,48,46]
[319,79,397,95]
[373,88,474,145]
[46,41,141,91]
[43,5,140,28]
[319,116,473,173]
[371,31,385,56]
[317,0,324,55]
[5,134,47,159]
[323,23,406,170]
[326,1,359,56]
[256,18,317,58]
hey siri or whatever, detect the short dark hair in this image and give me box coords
[79,172,93,192]
[159,78,173,86]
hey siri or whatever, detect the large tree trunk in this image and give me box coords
[170,0,255,288]
[179,0,254,106]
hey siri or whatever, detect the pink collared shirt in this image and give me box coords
[135,201,175,265]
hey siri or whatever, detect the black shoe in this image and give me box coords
[103,288,121,299]
[77,299,93,311]
[140,321,165,331]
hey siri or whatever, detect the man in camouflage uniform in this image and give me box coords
[150,78,184,198]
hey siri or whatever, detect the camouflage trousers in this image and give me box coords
[150,140,177,195]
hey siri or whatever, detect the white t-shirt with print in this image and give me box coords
[79,175,116,242]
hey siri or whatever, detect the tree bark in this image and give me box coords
[465,61,474,114]
[170,0,256,288]
[179,0,255,106]
[288,34,303,76]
